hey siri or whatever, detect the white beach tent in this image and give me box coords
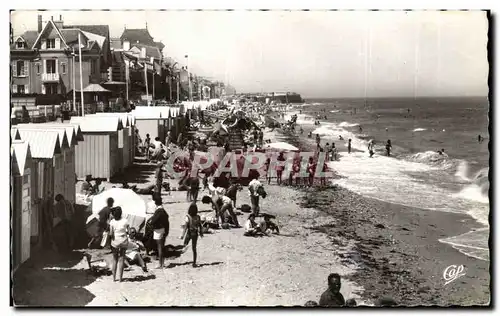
[263,142,299,152]
[86,188,147,230]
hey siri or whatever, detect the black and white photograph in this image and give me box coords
[9,8,491,307]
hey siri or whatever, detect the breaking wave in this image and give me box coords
[412,128,427,132]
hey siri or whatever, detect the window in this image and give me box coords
[36,63,40,75]
[45,83,58,94]
[61,63,66,74]
[46,39,55,49]
[16,41,24,49]
[46,60,56,74]
[16,60,25,76]
[17,85,25,94]
[90,59,96,75]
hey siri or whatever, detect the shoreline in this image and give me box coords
[263,116,490,305]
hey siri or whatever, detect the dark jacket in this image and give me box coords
[319,289,345,307]
[150,207,170,235]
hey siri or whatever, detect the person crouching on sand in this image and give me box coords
[125,228,148,273]
[261,214,279,235]
[319,273,346,307]
[244,214,263,236]
[180,203,204,267]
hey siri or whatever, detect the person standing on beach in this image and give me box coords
[155,162,164,196]
[180,203,204,267]
[319,273,346,307]
[385,140,392,157]
[324,143,331,161]
[307,157,316,186]
[149,198,170,269]
[348,139,352,154]
[144,134,151,160]
[276,152,286,185]
[368,140,375,158]
[316,134,321,149]
[109,207,129,282]
[248,176,263,216]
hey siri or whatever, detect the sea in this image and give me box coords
[284,97,490,261]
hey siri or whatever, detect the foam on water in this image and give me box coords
[339,121,360,128]
[331,152,488,221]
[330,110,340,113]
[412,128,427,132]
[439,228,490,261]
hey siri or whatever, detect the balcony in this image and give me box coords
[42,73,60,82]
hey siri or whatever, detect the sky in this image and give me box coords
[10,10,489,98]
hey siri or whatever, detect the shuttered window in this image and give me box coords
[61,62,66,74]
[46,39,55,49]
[16,60,25,76]
[36,63,40,75]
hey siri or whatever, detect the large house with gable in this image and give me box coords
[109,27,170,101]
[10,15,111,107]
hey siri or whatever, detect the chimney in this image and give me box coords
[54,15,63,29]
[37,15,42,33]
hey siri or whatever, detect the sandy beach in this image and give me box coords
[12,119,489,307]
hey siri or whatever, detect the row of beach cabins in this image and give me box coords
[10,104,202,272]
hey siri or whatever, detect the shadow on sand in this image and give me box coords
[12,251,97,306]
[166,261,224,269]
[109,163,158,185]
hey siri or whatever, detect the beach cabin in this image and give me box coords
[91,113,132,169]
[127,114,136,163]
[16,127,70,201]
[11,141,33,271]
[16,124,78,204]
[131,107,162,143]
[70,116,123,181]
[16,130,62,250]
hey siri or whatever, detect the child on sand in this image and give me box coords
[180,203,204,267]
[244,214,263,237]
[261,215,280,235]
[125,228,148,273]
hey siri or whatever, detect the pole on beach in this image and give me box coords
[144,62,149,105]
[125,61,129,102]
[185,54,192,101]
[78,32,84,116]
[177,73,180,103]
[72,48,76,112]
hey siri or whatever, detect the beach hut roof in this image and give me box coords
[15,126,70,150]
[10,128,21,141]
[16,130,62,159]
[16,124,77,147]
[11,140,32,176]
[131,107,163,119]
[92,113,131,127]
[41,123,84,142]
[70,116,123,132]
[127,114,136,125]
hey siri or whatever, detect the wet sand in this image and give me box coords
[269,114,490,306]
